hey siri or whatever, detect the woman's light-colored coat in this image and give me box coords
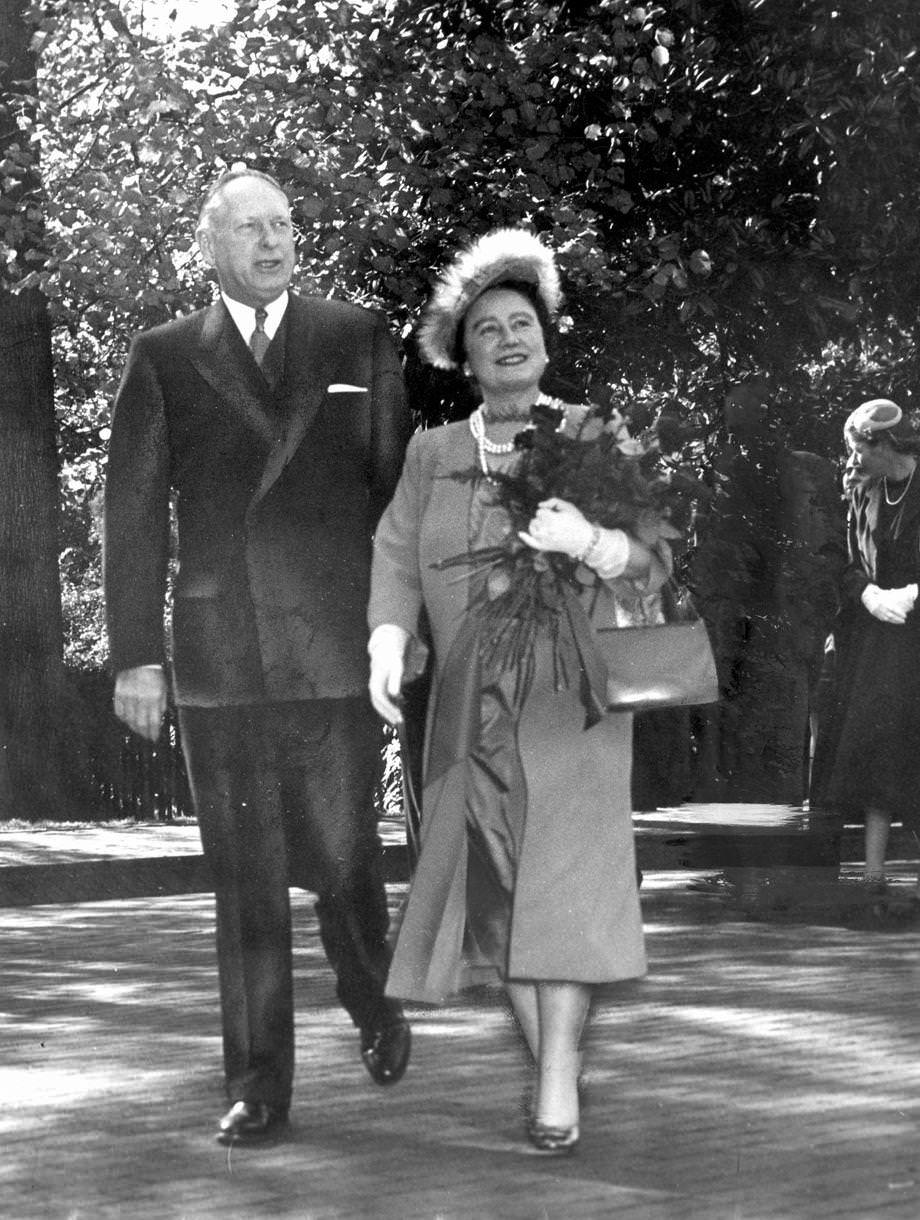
[369,419,657,1003]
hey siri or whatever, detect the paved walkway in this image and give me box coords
[3,825,920,1219]
[0,802,896,901]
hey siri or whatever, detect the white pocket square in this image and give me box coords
[327,383,368,393]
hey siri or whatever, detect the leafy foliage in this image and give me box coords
[0,0,917,702]
[5,0,914,401]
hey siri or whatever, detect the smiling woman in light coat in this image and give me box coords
[367,229,668,1154]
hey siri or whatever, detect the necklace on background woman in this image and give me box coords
[883,462,916,507]
[469,393,562,476]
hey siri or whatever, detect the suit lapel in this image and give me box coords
[250,295,338,508]
[188,302,279,449]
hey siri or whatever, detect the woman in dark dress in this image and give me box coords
[818,399,920,893]
[366,229,670,1154]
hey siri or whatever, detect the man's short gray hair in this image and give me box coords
[196,167,289,233]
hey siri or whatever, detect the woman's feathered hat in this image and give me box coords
[417,228,562,369]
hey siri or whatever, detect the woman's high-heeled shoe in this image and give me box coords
[521,1074,588,1121]
[526,1118,580,1154]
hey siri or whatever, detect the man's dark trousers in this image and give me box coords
[180,698,395,1111]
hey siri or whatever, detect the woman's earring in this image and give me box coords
[462,363,471,378]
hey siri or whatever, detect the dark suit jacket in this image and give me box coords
[104,293,410,705]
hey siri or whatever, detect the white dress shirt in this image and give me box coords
[221,290,288,345]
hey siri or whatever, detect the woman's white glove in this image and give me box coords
[368,624,411,725]
[519,497,591,556]
[861,582,918,624]
[519,497,628,579]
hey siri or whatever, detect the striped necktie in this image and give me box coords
[249,307,270,366]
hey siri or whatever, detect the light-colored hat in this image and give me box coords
[417,228,562,369]
[844,398,909,442]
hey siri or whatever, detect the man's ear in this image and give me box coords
[197,227,215,268]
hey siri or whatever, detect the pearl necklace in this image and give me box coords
[469,394,562,476]
[884,464,916,506]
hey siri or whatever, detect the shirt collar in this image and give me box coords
[221,290,289,341]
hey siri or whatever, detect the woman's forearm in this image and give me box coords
[581,526,662,584]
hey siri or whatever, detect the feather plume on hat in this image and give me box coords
[417,228,562,369]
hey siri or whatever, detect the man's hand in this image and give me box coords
[114,666,168,742]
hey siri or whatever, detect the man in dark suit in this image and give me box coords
[104,167,412,1144]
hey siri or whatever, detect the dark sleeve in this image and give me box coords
[102,334,171,673]
[366,311,412,527]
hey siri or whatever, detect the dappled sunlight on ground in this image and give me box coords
[3,883,920,1216]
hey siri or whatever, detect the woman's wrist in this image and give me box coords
[578,526,630,579]
[576,523,602,563]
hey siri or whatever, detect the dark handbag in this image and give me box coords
[595,583,719,712]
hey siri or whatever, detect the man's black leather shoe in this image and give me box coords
[216,1100,289,1145]
[360,1014,411,1086]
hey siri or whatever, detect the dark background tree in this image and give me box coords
[0,0,94,819]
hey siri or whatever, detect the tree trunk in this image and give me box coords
[0,0,87,819]
[0,289,81,820]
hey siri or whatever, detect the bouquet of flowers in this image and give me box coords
[436,398,701,705]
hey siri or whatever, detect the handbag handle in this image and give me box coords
[396,720,423,871]
[660,577,702,624]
